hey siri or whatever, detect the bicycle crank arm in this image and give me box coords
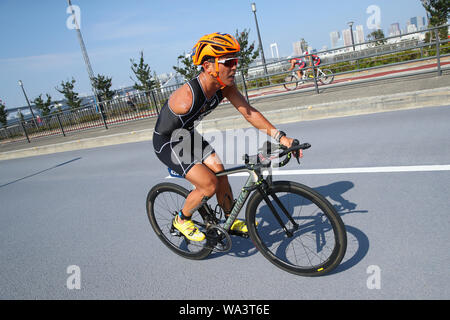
[205,225,232,253]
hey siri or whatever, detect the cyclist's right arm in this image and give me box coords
[287,59,295,71]
[167,84,192,115]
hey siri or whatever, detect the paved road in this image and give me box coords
[1,105,449,299]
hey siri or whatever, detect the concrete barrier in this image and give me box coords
[198,86,450,133]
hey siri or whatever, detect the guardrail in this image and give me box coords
[1,24,448,145]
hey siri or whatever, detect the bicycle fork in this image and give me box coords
[257,183,299,238]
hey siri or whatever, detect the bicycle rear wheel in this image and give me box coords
[146,182,212,260]
[246,181,347,276]
[318,69,334,85]
[283,75,298,91]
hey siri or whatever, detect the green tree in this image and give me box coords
[0,102,7,127]
[367,29,387,46]
[152,71,161,89]
[173,52,199,81]
[130,51,156,92]
[55,78,82,111]
[92,74,115,102]
[235,28,259,76]
[33,94,53,118]
[421,0,449,39]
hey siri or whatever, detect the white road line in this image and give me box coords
[166,164,450,178]
[265,165,450,175]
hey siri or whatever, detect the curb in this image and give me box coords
[1,86,449,161]
[0,129,154,160]
[198,86,450,132]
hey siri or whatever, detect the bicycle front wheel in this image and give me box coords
[318,69,334,85]
[246,181,347,276]
[146,183,212,260]
[283,75,298,91]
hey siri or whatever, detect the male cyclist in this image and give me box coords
[153,32,300,241]
[288,57,306,80]
[288,51,321,80]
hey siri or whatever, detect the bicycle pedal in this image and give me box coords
[170,226,181,237]
[228,230,249,238]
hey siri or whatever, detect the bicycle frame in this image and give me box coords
[213,164,298,237]
[215,165,260,231]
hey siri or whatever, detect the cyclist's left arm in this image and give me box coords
[222,85,299,151]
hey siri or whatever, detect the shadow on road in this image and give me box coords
[0,157,82,188]
[210,180,369,276]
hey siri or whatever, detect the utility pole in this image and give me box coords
[67,0,107,128]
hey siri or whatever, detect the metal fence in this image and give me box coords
[1,24,448,145]
[236,24,449,96]
[0,83,181,144]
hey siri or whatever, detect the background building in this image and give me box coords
[389,23,401,36]
[355,25,365,44]
[409,16,426,30]
[342,28,353,47]
[293,38,308,56]
[330,31,341,48]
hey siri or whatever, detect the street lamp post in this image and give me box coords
[251,3,268,75]
[348,21,356,51]
[18,80,37,128]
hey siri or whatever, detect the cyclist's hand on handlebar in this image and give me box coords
[280,136,303,160]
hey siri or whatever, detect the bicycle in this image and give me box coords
[146,140,347,276]
[283,67,334,91]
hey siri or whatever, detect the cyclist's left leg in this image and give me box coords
[202,153,250,233]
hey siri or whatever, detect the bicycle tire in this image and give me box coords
[318,69,334,85]
[146,182,212,260]
[246,181,346,276]
[283,75,298,91]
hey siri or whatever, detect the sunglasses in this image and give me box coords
[217,57,239,68]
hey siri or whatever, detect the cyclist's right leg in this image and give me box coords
[298,62,306,80]
[172,163,218,241]
[183,163,218,219]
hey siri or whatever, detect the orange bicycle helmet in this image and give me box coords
[191,32,240,88]
[192,32,240,65]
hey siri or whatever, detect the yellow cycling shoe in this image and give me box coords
[173,216,205,242]
[230,219,250,233]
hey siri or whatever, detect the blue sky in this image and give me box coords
[0,0,428,109]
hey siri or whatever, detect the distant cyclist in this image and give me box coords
[153,32,300,241]
[288,51,321,80]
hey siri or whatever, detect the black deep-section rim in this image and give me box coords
[246,182,346,276]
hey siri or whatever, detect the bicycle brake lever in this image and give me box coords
[292,139,300,164]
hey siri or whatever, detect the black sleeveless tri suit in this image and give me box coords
[153,76,224,177]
